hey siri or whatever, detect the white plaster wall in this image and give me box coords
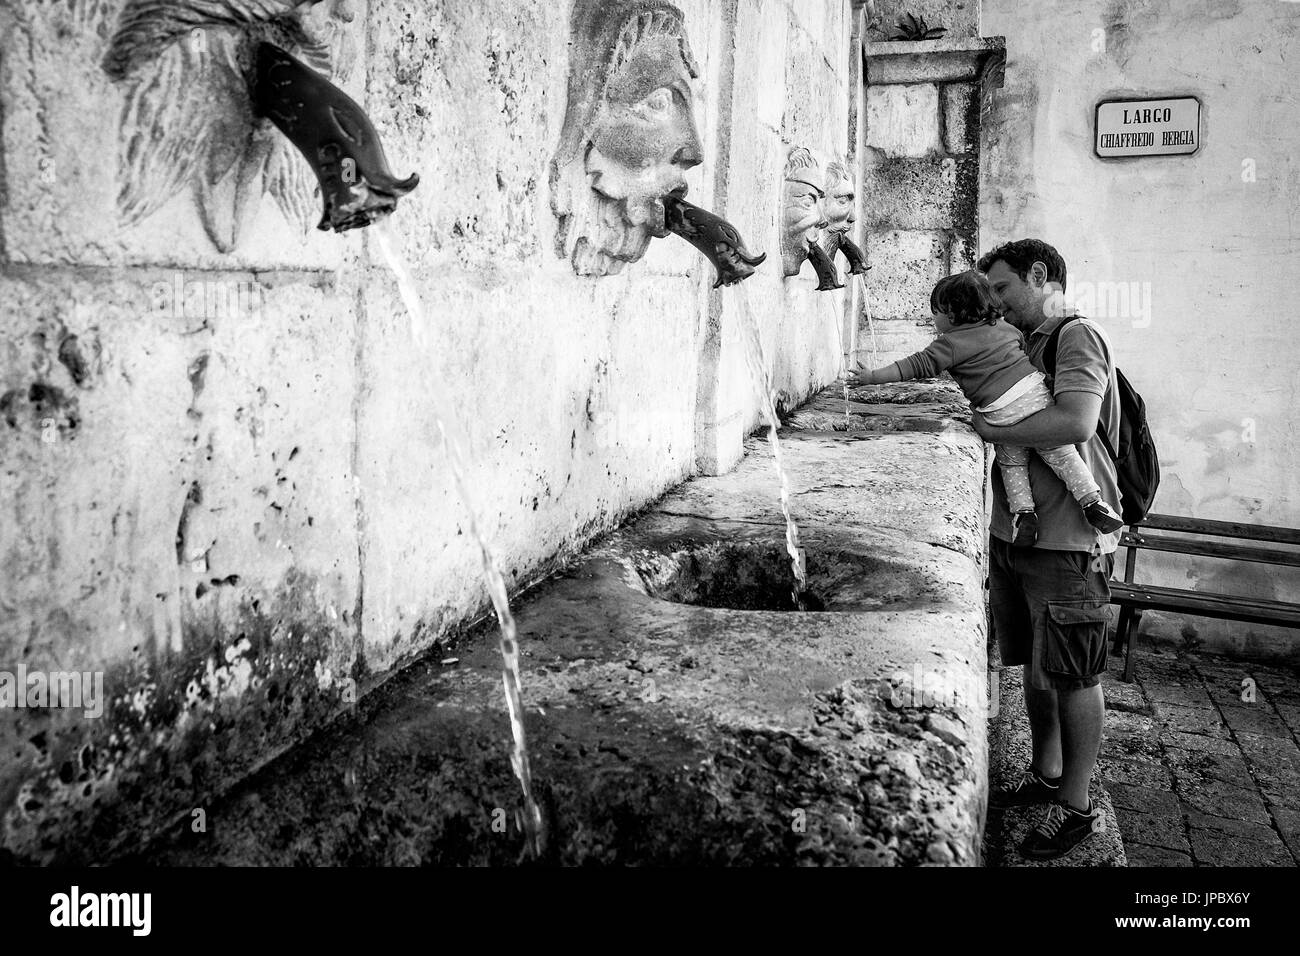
[981,0,1300,661]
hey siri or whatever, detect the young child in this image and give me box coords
[846,271,1123,546]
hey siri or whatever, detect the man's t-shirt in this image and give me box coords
[988,313,1122,554]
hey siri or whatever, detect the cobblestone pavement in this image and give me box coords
[1100,646,1300,867]
[986,646,1300,867]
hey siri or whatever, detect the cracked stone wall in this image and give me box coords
[0,0,856,861]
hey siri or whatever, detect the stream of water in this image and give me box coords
[730,284,809,605]
[373,219,543,859]
[855,272,880,367]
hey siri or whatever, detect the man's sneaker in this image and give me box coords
[989,767,1061,810]
[1011,510,1039,547]
[1083,499,1124,534]
[1018,799,1104,861]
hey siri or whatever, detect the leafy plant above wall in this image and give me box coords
[888,12,948,41]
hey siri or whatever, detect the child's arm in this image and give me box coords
[846,335,952,388]
[846,361,909,387]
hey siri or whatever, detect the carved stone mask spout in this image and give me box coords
[819,158,862,271]
[780,147,831,280]
[550,1,704,277]
[254,43,418,232]
[662,195,766,288]
[100,0,390,250]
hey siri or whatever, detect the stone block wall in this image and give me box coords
[856,36,1003,367]
[0,0,856,862]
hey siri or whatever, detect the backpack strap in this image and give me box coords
[1043,315,1118,461]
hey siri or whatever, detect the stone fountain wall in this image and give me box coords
[0,0,858,861]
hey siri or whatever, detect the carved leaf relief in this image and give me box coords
[101,0,354,251]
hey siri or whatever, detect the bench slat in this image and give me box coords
[1110,582,1300,628]
[1135,513,1300,545]
[1118,531,1300,568]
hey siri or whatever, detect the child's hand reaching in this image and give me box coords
[841,360,902,389]
[843,365,874,388]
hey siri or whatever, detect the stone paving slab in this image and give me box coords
[1271,806,1300,859]
[1142,682,1216,711]
[1152,702,1230,738]
[1158,729,1238,756]
[1188,828,1293,867]
[1117,809,1191,854]
[1219,704,1293,739]
[990,646,1300,868]
[1172,777,1271,826]
[1105,649,1300,868]
[1097,756,1172,789]
[1125,844,1193,866]
[1161,746,1251,785]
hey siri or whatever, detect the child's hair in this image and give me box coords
[929,271,1000,326]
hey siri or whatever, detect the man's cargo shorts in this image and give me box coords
[988,534,1115,691]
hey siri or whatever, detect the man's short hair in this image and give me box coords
[977,238,1068,292]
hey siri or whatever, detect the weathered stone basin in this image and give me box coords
[626,537,955,613]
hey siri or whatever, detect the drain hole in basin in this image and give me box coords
[632,541,941,613]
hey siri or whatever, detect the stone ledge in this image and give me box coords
[866,36,1006,86]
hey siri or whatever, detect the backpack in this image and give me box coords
[1044,316,1160,525]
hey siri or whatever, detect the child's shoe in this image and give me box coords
[1084,499,1124,534]
[1011,510,1038,547]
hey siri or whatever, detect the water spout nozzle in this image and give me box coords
[837,236,869,276]
[662,195,766,288]
[254,43,419,233]
[806,240,844,292]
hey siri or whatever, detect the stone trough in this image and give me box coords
[133,381,992,866]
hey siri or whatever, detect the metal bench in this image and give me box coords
[1110,513,1300,682]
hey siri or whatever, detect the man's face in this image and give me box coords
[985,259,1046,333]
[585,39,702,241]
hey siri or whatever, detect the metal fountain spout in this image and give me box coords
[837,236,869,276]
[806,239,844,292]
[662,194,767,287]
[254,42,419,233]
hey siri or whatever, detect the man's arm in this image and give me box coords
[971,390,1100,445]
